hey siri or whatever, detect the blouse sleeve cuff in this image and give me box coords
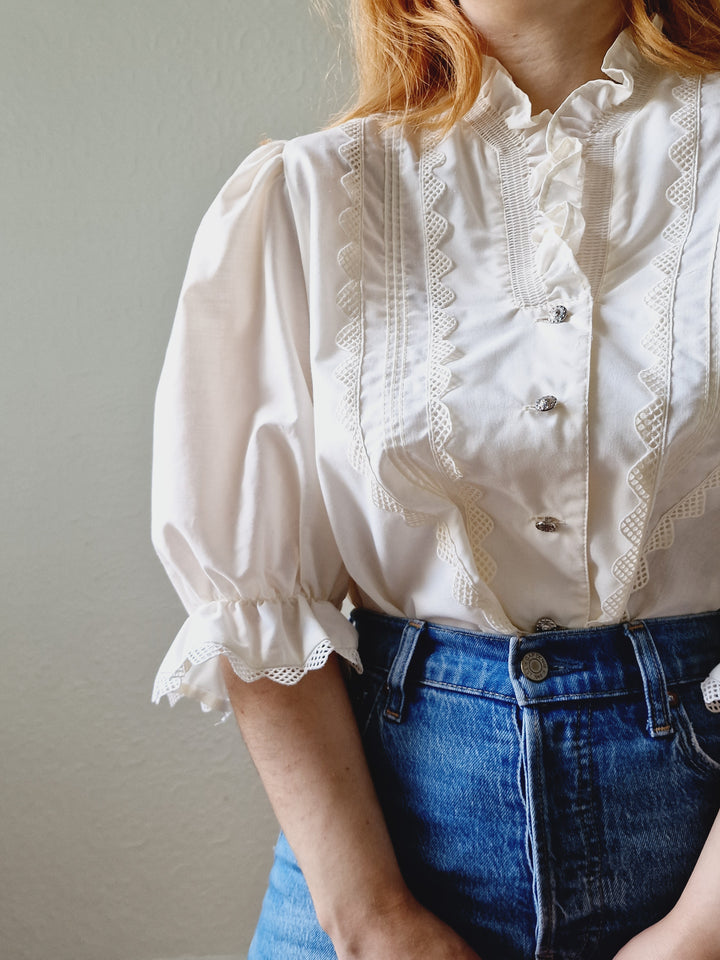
[151,595,362,718]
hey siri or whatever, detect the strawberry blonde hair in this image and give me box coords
[337,0,720,133]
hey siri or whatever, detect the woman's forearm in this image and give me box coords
[219,654,410,942]
[221,653,482,959]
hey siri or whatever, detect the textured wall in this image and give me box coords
[0,2,348,958]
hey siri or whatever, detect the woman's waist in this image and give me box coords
[350,607,720,703]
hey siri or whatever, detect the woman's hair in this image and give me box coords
[337,0,720,133]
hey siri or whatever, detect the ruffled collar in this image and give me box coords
[465,24,655,141]
[461,22,663,309]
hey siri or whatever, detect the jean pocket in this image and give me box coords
[671,682,720,777]
[345,663,387,738]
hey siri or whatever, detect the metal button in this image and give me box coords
[535,617,558,632]
[535,516,561,533]
[549,305,569,323]
[534,395,558,412]
[521,652,549,682]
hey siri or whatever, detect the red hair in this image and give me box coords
[337,0,720,132]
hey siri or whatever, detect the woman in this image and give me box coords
[151,1,720,957]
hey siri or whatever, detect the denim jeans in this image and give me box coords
[248,608,720,960]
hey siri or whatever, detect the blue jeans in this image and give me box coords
[248,609,720,959]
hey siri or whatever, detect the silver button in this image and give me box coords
[535,617,558,632]
[534,395,558,412]
[535,517,561,533]
[549,305,569,323]
[521,652,549,682]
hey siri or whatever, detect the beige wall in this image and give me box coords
[0,2,348,958]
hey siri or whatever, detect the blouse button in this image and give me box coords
[535,617,559,632]
[549,305,569,323]
[535,517,561,533]
[534,395,558,412]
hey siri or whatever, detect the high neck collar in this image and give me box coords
[465,24,656,137]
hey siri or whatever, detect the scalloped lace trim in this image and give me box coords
[421,133,500,617]
[421,131,461,482]
[153,639,363,712]
[334,120,499,617]
[630,464,720,596]
[602,77,701,621]
[335,120,424,525]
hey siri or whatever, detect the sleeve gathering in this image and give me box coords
[151,141,361,718]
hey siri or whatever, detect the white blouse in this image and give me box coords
[152,28,720,718]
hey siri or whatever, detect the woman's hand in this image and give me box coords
[614,807,720,960]
[333,890,482,960]
[613,911,720,960]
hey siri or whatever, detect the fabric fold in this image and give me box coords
[152,596,362,718]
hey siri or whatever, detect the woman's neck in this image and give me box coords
[458,0,628,113]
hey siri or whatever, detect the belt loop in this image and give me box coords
[624,620,674,739]
[384,619,425,724]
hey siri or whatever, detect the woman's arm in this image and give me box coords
[613,806,720,960]
[219,653,481,960]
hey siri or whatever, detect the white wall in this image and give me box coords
[0,2,348,958]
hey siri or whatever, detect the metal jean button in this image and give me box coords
[521,652,549,682]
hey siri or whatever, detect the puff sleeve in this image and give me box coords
[151,141,361,718]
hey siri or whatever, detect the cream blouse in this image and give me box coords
[152,29,720,718]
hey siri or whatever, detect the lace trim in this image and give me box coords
[436,482,502,626]
[153,639,364,712]
[421,131,461,482]
[421,133,500,611]
[631,463,720,595]
[602,77,701,621]
[466,107,547,308]
[578,66,659,293]
[660,219,720,487]
[335,120,424,524]
[335,121,501,618]
[701,665,720,712]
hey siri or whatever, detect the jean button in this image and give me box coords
[521,652,549,682]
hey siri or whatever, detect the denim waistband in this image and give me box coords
[350,608,720,734]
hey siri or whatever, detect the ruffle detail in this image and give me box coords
[473,27,644,137]
[152,596,362,718]
[603,77,701,621]
[528,33,643,303]
[464,26,658,315]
